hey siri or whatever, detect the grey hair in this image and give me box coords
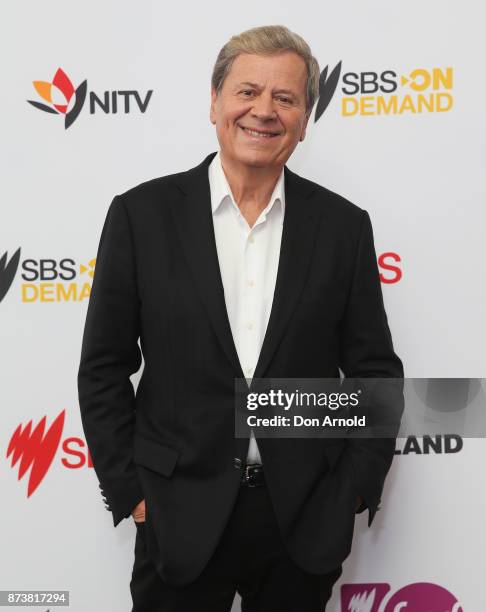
[211,25,320,116]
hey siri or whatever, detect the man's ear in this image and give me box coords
[299,111,310,142]
[210,87,218,125]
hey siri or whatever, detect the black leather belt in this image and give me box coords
[238,462,265,487]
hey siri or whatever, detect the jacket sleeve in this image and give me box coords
[77,194,144,527]
[338,209,404,528]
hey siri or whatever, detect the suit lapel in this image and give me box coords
[171,152,244,379]
[252,166,321,381]
[171,152,321,383]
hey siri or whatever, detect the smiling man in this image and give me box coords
[78,25,403,611]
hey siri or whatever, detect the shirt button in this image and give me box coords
[248,235,255,244]
[246,322,254,330]
[247,279,255,287]
[245,367,253,376]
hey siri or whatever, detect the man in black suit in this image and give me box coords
[78,24,403,611]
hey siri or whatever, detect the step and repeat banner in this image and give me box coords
[2,1,484,610]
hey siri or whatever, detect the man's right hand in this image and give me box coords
[132,499,146,523]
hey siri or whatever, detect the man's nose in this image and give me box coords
[251,93,277,120]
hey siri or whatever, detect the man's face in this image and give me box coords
[210,51,309,170]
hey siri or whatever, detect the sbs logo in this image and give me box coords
[315,62,453,120]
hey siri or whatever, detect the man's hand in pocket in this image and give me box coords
[132,499,146,523]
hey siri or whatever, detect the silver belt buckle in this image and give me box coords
[244,464,260,487]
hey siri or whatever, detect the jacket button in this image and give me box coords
[233,458,242,469]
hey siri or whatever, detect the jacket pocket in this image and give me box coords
[133,434,180,477]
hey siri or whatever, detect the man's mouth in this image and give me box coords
[239,125,281,138]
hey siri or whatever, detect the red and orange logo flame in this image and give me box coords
[27,68,87,129]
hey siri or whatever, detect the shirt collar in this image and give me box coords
[208,150,285,218]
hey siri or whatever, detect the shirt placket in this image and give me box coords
[240,222,260,380]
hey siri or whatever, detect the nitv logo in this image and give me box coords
[6,410,94,497]
[341,582,463,611]
[27,67,153,128]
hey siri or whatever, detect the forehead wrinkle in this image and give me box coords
[232,80,301,99]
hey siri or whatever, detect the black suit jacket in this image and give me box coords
[77,151,404,586]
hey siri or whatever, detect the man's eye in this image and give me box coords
[241,90,254,96]
[277,96,292,104]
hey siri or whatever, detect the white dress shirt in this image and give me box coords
[208,151,285,464]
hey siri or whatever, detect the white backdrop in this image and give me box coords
[1,1,485,610]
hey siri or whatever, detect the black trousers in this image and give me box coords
[130,482,342,611]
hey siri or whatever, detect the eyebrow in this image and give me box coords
[234,81,298,97]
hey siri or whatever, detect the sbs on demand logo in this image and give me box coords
[314,62,453,120]
[27,67,153,128]
[0,247,95,303]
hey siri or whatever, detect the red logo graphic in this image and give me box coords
[378,252,402,284]
[342,583,390,611]
[27,68,87,129]
[341,582,463,611]
[6,410,65,496]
